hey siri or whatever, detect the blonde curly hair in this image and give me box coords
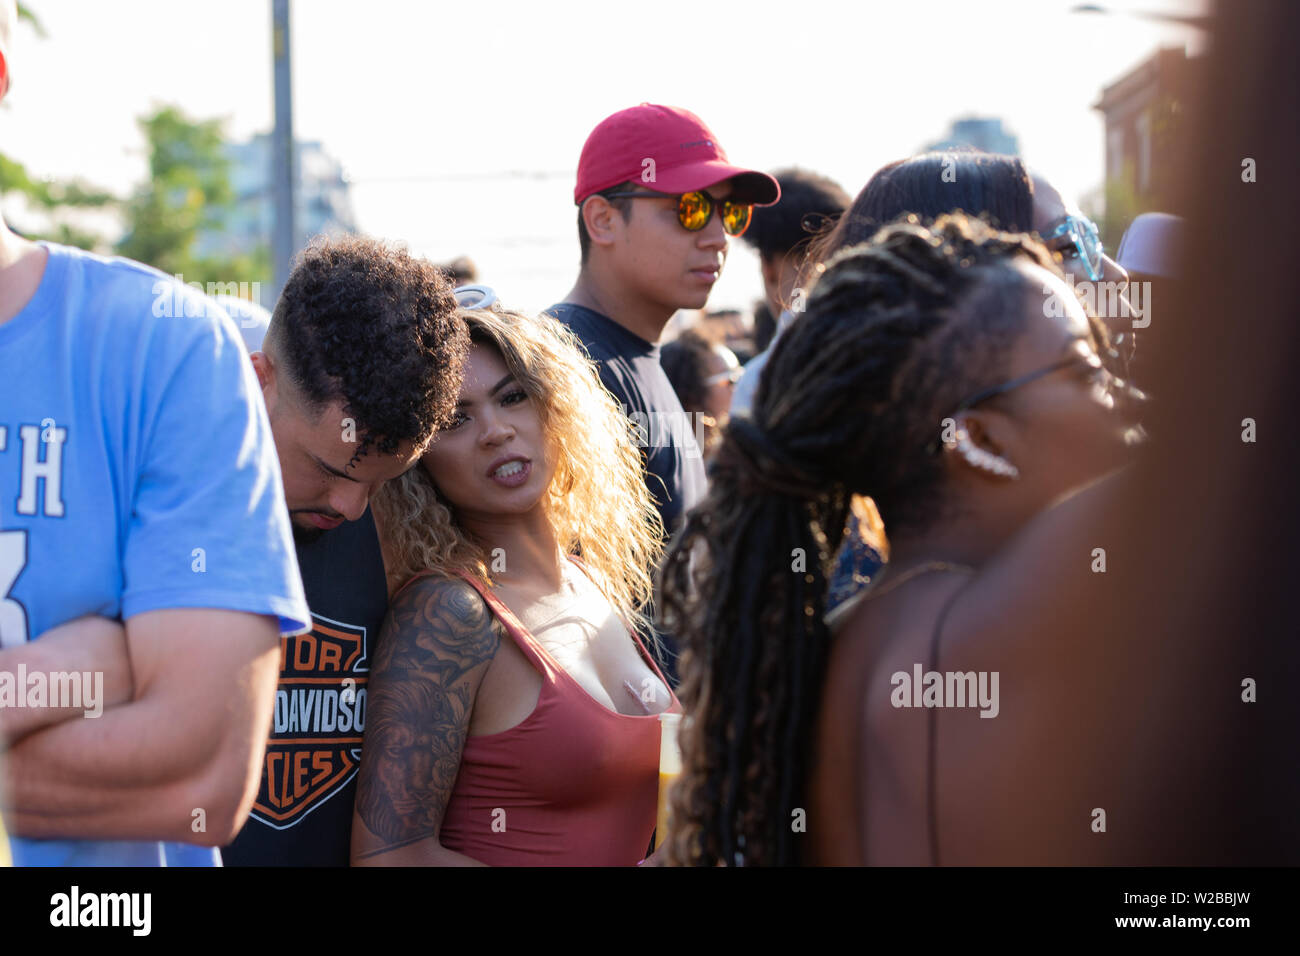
[373,305,665,638]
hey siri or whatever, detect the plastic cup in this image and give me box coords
[655,712,682,851]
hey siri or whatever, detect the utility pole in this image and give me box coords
[270,0,295,306]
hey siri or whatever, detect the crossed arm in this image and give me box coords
[350,576,501,866]
[0,608,280,846]
[0,615,133,742]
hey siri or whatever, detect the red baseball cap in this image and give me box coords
[574,103,780,207]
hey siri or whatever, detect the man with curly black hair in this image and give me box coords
[223,236,469,867]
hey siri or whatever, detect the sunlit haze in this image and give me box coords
[0,0,1207,314]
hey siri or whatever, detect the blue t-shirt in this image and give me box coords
[0,242,310,866]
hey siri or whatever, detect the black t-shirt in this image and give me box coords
[222,507,388,866]
[547,303,707,536]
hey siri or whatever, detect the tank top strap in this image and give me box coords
[925,573,978,868]
[450,570,557,678]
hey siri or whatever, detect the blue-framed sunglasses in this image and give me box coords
[1041,214,1104,281]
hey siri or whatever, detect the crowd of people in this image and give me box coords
[2,0,1295,869]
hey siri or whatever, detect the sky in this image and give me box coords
[0,0,1208,314]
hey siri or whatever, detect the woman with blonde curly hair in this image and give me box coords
[350,297,678,866]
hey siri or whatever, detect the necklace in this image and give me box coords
[857,561,975,603]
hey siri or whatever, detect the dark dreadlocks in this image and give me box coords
[658,213,1104,866]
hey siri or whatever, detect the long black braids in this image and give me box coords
[658,214,1069,866]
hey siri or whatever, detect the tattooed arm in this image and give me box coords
[350,575,502,866]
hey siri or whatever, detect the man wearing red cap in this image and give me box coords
[548,104,778,540]
[547,104,777,688]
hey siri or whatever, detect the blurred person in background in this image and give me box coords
[751,299,777,354]
[1028,173,1133,370]
[659,308,702,344]
[731,168,851,419]
[355,303,677,865]
[1114,212,1185,381]
[700,308,755,363]
[815,152,1128,308]
[812,151,1035,254]
[660,329,742,462]
[439,255,479,285]
[215,293,272,354]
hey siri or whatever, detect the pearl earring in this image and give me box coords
[954,430,1019,479]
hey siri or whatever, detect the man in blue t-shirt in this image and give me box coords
[0,9,311,864]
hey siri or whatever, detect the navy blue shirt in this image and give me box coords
[547,303,707,688]
[222,508,388,866]
[546,303,707,537]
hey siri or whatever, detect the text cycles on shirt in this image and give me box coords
[249,616,369,828]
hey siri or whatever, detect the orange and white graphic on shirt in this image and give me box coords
[248,614,369,829]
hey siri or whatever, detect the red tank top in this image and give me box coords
[437,557,680,865]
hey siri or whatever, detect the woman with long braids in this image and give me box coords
[658,214,1146,865]
[351,302,676,865]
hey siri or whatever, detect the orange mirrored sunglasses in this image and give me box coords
[600,189,753,236]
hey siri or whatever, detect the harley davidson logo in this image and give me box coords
[248,614,370,829]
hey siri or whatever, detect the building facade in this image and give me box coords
[196,133,357,275]
[1093,46,1196,209]
[922,117,1020,156]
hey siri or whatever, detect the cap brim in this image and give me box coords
[1115,214,1185,278]
[650,162,781,206]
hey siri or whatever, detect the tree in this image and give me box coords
[0,4,117,250]
[1091,163,1149,255]
[3,7,267,286]
[0,154,115,249]
[115,105,269,287]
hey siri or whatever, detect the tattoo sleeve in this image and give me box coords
[354,576,501,855]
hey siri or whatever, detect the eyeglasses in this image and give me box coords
[1041,214,1104,282]
[704,366,744,387]
[957,351,1145,412]
[454,284,497,310]
[925,344,1148,456]
[599,189,754,237]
